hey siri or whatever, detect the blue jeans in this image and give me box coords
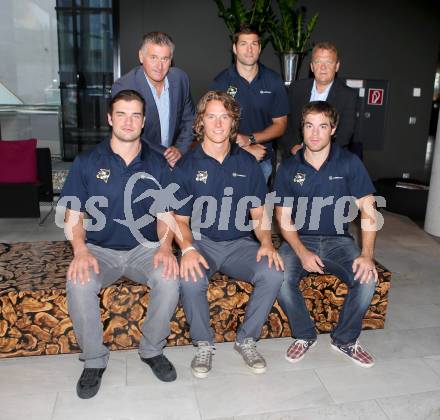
[179,235,283,345]
[259,159,272,183]
[278,235,376,346]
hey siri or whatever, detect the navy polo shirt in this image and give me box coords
[171,143,267,241]
[210,64,289,160]
[59,140,172,250]
[274,145,375,236]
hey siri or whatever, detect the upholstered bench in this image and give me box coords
[0,241,391,358]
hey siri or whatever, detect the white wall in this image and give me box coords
[0,0,59,105]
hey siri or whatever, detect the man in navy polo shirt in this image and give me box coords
[274,101,378,368]
[59,90,180,399]
[171,91,284,378]
[210,24,289,182]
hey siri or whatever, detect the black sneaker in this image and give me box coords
[141,354,177,382]
[76,367,106,399]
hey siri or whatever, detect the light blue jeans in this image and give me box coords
[66,243,180,368]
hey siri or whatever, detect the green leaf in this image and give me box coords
[268,0,319,53]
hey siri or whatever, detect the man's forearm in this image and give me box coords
[252,117,287,144]
[156,212,175,249]
[275,207,307,255]
[250,206,272,246]
[360,228,376,259]
[65,209,88,255]
[358,196,377,258]
[173,216,194,250]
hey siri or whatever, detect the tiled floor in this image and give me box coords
[0,211,440,419]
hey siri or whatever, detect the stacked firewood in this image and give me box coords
[0,241,391,358]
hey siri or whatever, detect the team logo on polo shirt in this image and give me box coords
[329,176,344,180]
[226,85,238,98]
[260,90,272,94]
[293,172,306,186]
[195,170,208,184]
[96,168,110,183]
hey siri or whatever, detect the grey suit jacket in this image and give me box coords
[280,77,358,158]
[112,66,195,155]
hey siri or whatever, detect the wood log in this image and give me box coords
[170,321,181,334]
[0,320,7,337]
[128,304,144,322]
[114,333,132,348]
[103,315,128,343]
[21,297,53,313]
[52,318,73,337]
[0,337,19,352]
[34,312,59,329]
[7,292,17,305]
[21,334,38,350]
[45,344,59,355]
[52,296,68,314]
[268,313,283,336]
[67,330,78,346]
[8,327,22,338]
[58,335,70,353]
[1,296,17,325]
[128,324,142,343]
[15,314,32,330]
[207,286,224,300]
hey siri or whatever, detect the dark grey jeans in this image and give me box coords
[66,243,179,368]
[179,235,284,345]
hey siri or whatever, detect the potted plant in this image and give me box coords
[267,0,318,85]
[213,0,273,50]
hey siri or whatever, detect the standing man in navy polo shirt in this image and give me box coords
[59,90,180,399]
[274,101,378,368]
[171,91,284,378]
[211,24,289,182]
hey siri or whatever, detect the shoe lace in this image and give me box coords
[345,340,361,355]
[240,339,261,363]
[195,342,213,364]
[295,339,312,350]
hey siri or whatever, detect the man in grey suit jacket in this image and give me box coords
[112,32,195,167]
[281,42,358,159]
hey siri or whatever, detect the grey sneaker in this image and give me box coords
[191,341,215,379]
[234,337,266,374]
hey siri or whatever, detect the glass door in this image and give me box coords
[56,0,115,160]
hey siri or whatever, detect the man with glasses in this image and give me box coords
[280,42,358,159]
[112,32,195,167]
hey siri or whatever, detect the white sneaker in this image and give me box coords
[191,341,215,378]
[234,337,266,374]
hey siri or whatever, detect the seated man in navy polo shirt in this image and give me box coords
[59,90,180,399]
[274,101,378,368]
[210,24,289,183]
[171,91,284,378]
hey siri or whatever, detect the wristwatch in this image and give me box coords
[248,134,257,145]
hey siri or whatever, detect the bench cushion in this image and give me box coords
[0,241,391,358]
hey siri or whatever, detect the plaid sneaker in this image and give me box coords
[330,339,375,368]
[285,339,317,363]
[191,341,215,379]
[234,337,266,374]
